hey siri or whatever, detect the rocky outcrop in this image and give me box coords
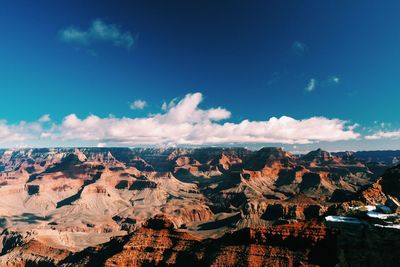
[350,165,400,206]
[244,147,295,171]
[58,217,337,267]
[0,230,71,266]
[325,165,400,267]
[357,179,388,205]
[207,221,337,267]
[380,164,400,198]
[302,148,342,165]
[331,220,400,267]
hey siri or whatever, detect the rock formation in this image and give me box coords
[0,147,398,266]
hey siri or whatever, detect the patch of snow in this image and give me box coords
[349,205,376,212]
[374,224,400,230]
[366,205,376,211]
[325,216,362,224]
[367,211,398,220]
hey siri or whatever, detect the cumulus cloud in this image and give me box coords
[365,131,400,140]
[0,122,25,144]
[0,120,44,145]
[60,19,135,49]
[37,92,357,146]
[130,100,147,110]
[0,93,361,147]
[305,78,316,92]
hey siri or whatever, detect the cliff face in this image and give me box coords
[333,222,400,267]
[0,147,398,266]
[206,221,337,267]
[380,164,400,198]
[58,216,337,267]
[326,164,400,267]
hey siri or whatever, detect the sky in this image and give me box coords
[0,0,400,152]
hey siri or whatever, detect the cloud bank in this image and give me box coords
[0,120,42,145]
[365,130,400,140]
[0,93,361,147]
[60,19,135,49]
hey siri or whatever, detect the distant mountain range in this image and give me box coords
[333,150,400,165]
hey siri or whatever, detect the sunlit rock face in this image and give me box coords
[324,164,400,267]
[0,147,398,266]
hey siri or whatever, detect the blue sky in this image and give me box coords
[0,1,399,151]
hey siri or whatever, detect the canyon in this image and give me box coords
[0,147,399,266]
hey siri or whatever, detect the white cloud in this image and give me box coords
[330,76,340,84]
[161,97,178,111]
[0,122,25,144]
[365,131,400,140]
[305,78,316,92]
[40,132,52,138]
[292,41,307,55]
[130,99,147,110]
[60,19,135,49]
[38,114,51,123]
[38,92,357,146]
[0,119,45,145]
[0,93,362,147]
[348,123,360,131]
